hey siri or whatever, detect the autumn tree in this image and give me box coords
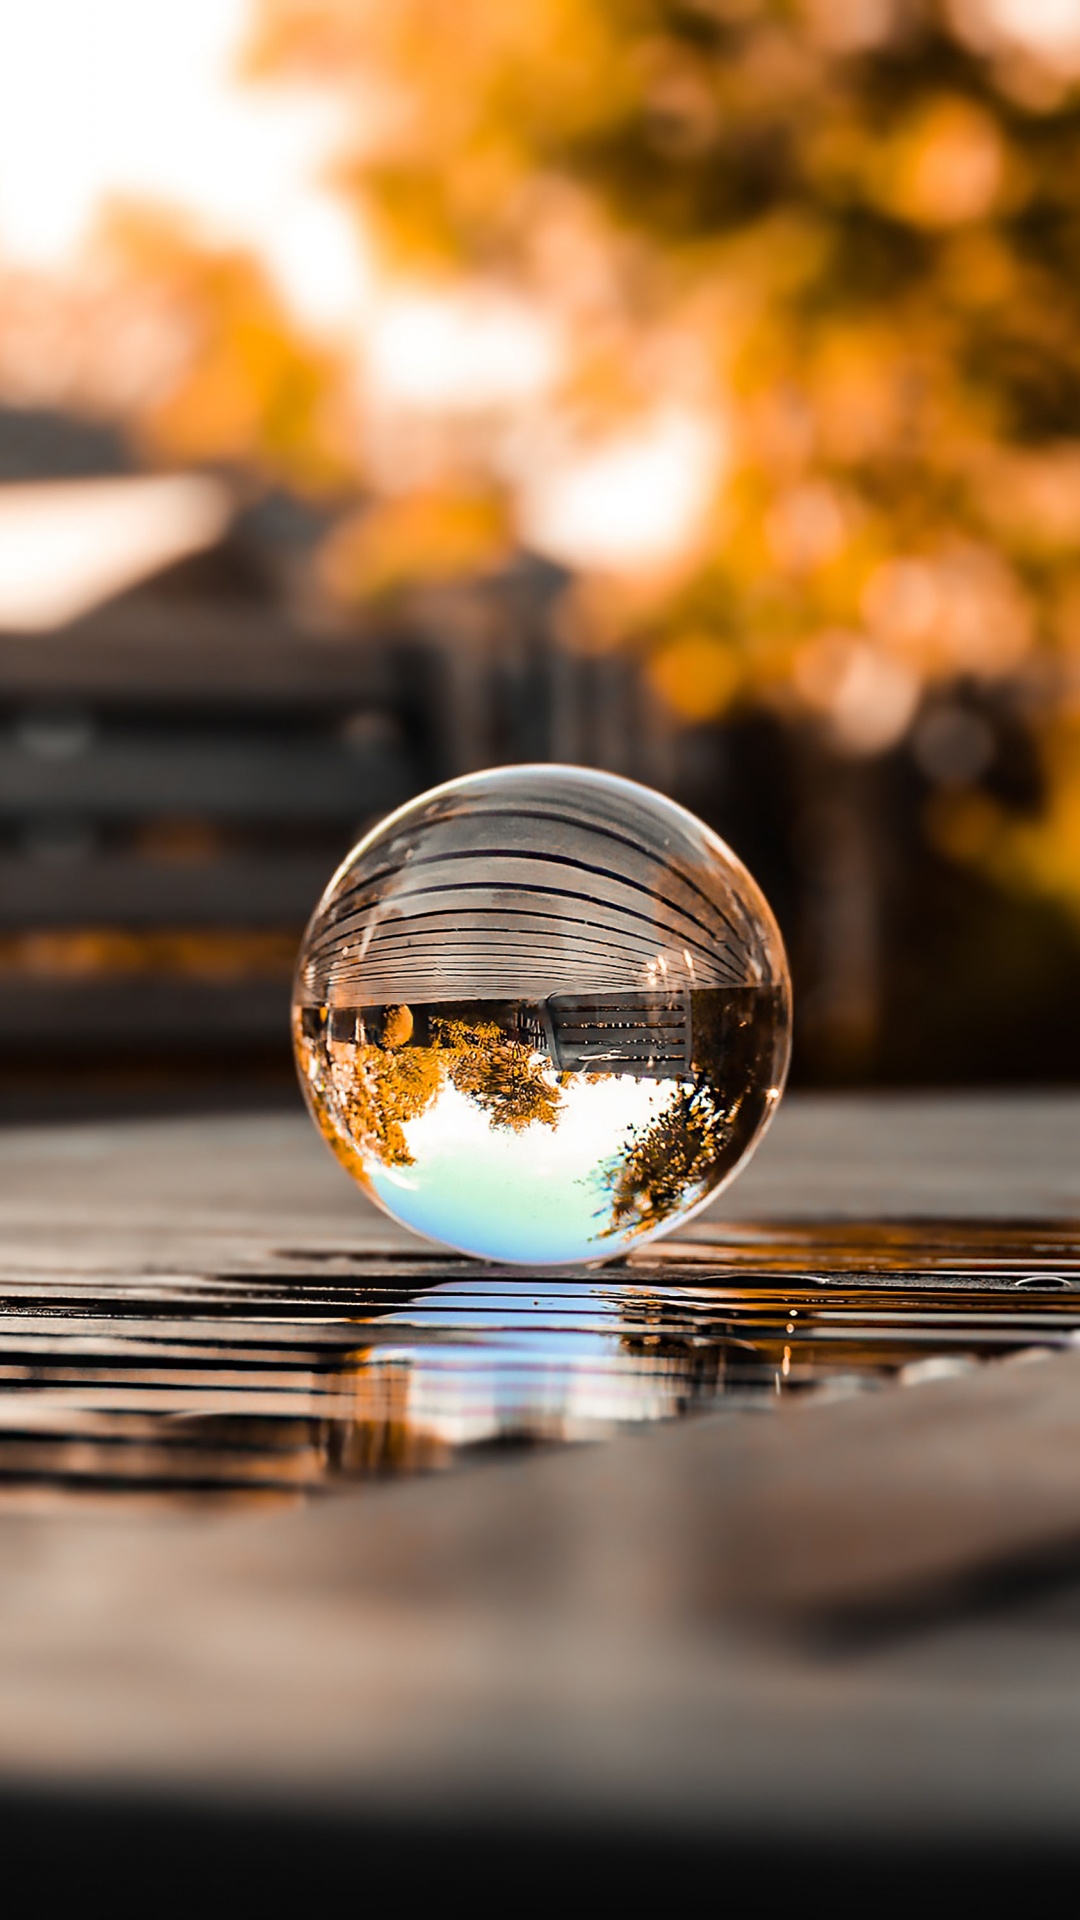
[598,1078,737,1238]
[240,0,1080,1073]
[319,1004,565,1171]
[332,1036,446,1167]
[96,206,356,490]
[593,986,777,1234]
[431,1013,564,1132]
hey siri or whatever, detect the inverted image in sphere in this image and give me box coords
[293,765,791,1265]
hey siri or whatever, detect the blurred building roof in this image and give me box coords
[0,404,132,483]
[0,404,236,630]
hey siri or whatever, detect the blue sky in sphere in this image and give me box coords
[370,1073,673,1265]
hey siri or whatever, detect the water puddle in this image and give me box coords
[0,1220,1077,1505]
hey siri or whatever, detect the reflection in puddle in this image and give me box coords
[0,1222,1077,1506]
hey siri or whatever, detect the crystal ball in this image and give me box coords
[293,765,791,1266]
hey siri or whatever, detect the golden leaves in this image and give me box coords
[237,0,1080,926]
[874,96,1007,228]
[324,1012,565,1170]
[318,486,513,606]
[862,547,1034,678]
[99,208,354,489]
[646,632,741,722]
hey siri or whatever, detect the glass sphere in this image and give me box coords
[293,765,791,1266]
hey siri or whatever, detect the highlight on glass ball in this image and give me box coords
[292,765,791,1266]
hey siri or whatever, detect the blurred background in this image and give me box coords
[1,0,1080,1117]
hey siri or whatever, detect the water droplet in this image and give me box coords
[293,766,791,1266]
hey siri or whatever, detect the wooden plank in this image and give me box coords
[711,1091,1080,1222]
[0,1096,1076,1847]
[0,1339,1078,1845]
[0,853,339,927]
[2,1093,1080,1252]
[0,609,407,703]
[0,976,293,1046]
[0,735,412,818]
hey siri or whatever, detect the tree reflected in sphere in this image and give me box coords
[293,766,790,1265]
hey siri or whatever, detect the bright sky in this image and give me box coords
[519,409,725,575]
[0,0,727,579]
[370,1073,675,1266]
[0,0,370,331]
[971,0,1080,66]
[3,0,1075,596]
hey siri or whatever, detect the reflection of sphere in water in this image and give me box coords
[293,765,791,1266]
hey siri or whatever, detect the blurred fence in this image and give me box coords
[1,409,1078,1109]
[0,451,662,1105]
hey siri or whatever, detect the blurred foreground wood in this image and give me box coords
[4,1092,1080,1881]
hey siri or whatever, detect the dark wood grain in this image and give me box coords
[0,1093,1078,1854]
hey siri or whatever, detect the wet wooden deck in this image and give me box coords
[5,1092,1080,1891]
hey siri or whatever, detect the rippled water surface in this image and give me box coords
[0,1221,1079,1506]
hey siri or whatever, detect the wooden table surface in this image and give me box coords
[4,1091,1080,1887]
[4,1089,1080,1257]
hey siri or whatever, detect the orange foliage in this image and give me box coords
[69,2,1080,927]
[101,208,355,490]
[319,486,512,604]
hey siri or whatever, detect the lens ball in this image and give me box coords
[293,765,790,1265]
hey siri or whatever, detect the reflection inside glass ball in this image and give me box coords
[293,766,791,1265]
